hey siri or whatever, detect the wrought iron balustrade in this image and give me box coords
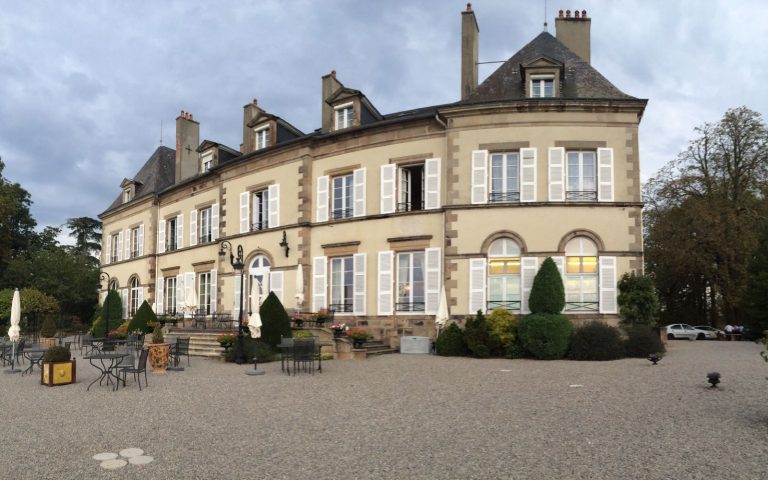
[396,201,423,212]
[329,302,353,313]
[565,190,597,201]
[251,221,269,231]
[331,208,353,220]
[487,300,521,311]
[489,191,520,203]
[396,302,426,312]
[565,301,599,312]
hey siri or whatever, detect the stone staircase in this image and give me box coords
[167,329,225,359]
[360,340,398,356]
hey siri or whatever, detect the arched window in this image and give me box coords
[248,255,271,310]
[129,277,140,317]
[487,238,521,311]
[108,279,118,291]
[564,237,598,311]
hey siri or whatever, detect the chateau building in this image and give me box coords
[99,6,647,345]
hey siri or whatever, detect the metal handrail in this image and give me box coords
[489,191,520,203]
[487,300,521,311]
[331,208,353,220]
[251,221,269,231]
[396,302,426,312]
[396,201,423,212]
[566,190,597,201]
[565,301,599,312]
[328,303,353,313]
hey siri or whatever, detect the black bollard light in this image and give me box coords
[706,372,721,388]
[647,353,661,365]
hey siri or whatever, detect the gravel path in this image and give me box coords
[1,340,767,479]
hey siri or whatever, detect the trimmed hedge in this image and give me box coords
[128,300,156,334]
[623,324,665,357]
[528,257,565,314]
[259,292,292,348]
[436,323,467,356]
[518,313,573,360]
[567,322,625,361]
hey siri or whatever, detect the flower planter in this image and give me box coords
[41,359,76,386]
[333,329,344,338]
[146,343,170,374]
[352,338,366,349]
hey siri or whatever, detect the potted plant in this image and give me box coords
[313,309,330,327]
[40,315,58,348]
[345,327,370,348]
[41,345,76,386]
[330,322,348,338]
[217,332,236,353]
[146,323,170,374]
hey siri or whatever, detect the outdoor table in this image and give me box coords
[84,352,127,391]
[21,346,48,376]
[277,340,331,374]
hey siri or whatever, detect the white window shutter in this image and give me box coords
[211,203,219,241]
[424,247,441,314]
[377,251,394,315]
[124,229,130,260]
[157,220,165,254]
[268,184,280,228]
[317,175,329,222]
[469,257,487,314]
[121,289,128,320]
[209,270,217,314]
[176,214,183,249]
[353,168,366,217]
[353,253,366,315]
[380,164,396,214]
[156,276,164,315]
[105,235,111,264]
[190,209,198,247]
[471,150,488,204]
[548,147,565,201]
[269,270,284,305]
[598,148,614,202]
[137,286,144,307]
[520,148,537,202]
[239,192,250,233]
[599,256,618,313]
[176,274,184,314]
[233,274,241,321]
[138,224,144,256]
[312,256,327,312]
[424,158,441,210]
[117,231,124,262]
[521,256,539,313]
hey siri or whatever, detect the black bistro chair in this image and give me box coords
[118,348,149,391]
[169,337,191,367]
[292,338,316,375]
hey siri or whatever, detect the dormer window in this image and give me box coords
[334,103,354,130]
[200,152,214,173]
[254,125,270,150]
[530,76,554,98]
[123,187,134,203]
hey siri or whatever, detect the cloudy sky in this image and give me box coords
[1,0,767,241]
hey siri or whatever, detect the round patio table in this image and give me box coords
[84,352,127,391]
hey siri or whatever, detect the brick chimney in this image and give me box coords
[175,110,200,182]
[241,98,262,153]
[555,9,591,64]
[321,70,342,132]
[461,3,479,100]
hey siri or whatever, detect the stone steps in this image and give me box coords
[360,340,398,356]
[167,329,226,358]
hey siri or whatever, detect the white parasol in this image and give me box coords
[435,285,449,337]
[247,280,262,338]
[184,282,198,318]
[294,262,305,309]
[7,289,21,373]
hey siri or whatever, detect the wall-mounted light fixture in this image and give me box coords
[279,230,289,258]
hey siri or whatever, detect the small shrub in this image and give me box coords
[518,313,573,360]
[43,346,71,363]
[128,300,157,334]
[623,324,665,357]
[487,308,519,351]
[436,323,467,356]
[464,310,499,358]
[226,338,276,363]
[40,315,57,338]
[293,330,315,338]
[528,257,565,314]
[320,352,334,361]
[259,292,292,348]
[567,322,625,361]
[151,323,164,344]
[506,342,528,359]
[617,273,658,325]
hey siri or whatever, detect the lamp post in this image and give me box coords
[219,241,246,364]
[99,271,110,338]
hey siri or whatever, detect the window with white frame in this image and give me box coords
[129,277,140,317]
[334,103,354,130]
[487,238,521,311]
[566,151,597,201]
[130,227,140,258]
[199,207,212,244]
[123,188,133,203]
[489,152,520,203]
[565,237,599,312]
[110,233,119,263]
[201,152,213,173]
[164,276,176,315]
[255,126,269,150]
[166,217,177,251]
[396,251,425,312]
[198,272,212,315]
[530,76,554,98]
[329,256,354,313]
[332,173,353,219]
[247,255,271,312]
[398,164,424,212]
[252,189,269,230]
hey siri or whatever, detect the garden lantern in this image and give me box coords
[647,353,661,365]
[219,241,246,364]
[706,372,721,388]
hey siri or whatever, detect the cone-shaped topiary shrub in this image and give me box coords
[128,300,156,334]
[623,324,665,357]
[518,313,573,360]
[567,322,625,360]
[40,315,57,338]
[259,291,292,348]
[436,323,467,356]
[528,257,565,314]
[92,290,122,337]
[464,310,499,358]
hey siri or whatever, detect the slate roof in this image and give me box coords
[466,31,636,102]
[103,146,175,214]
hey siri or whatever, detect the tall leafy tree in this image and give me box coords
[0,158,37,271]
[65,216,102,257]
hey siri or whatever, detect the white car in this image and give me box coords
[693,325,724,340]
[665,324,706,340]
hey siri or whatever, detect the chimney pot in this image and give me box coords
[566,9,570,18]
[189,114,193,120]
[559,9,563,17]
[331,70,336,78]
[466,3,471,11]
[575,10,580,18]
[582,10,587,18]
[252,98,257,106]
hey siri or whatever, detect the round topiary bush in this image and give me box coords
[623,324,666,357]
[128,300,157,334]
[567,322,625,360]
[487,308,518,352]
[436,323,467,356]
[518,313,573,360]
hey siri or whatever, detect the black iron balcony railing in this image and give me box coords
[489,191,520,203]
[199,234,212,244]
[332,208,353,220]
[396,201,423,212]
[251,220,269,231]
[487,300,521,311]
[131,250,140,258]
[166,242,177,252]
[396,301,426,312]
[565,301,599,312]
[329,302,353,313]
[566,190,597,201]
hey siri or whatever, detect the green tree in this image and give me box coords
[65,216,102,258]
[528,257,565,314]
[128,300,157,334]
[0,159,37,273]
[743,225,768,337]
[0,288,59,325]
[617,272,659,325]
[258,291,292,348]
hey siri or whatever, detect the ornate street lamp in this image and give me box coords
[219,241,246,364]
[99,271,111,338]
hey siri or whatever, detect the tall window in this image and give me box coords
[566,151,597,201]
[398,164,424,212]
[201,152,213,173]
[530,76,554,98]
[248,255,271,312]
[130,227,140,258]
[487,238,521,311]
[165,277,177,315]
[129,277,140,317]
[198,272,212,315]
[252,189,269,230]
[110,233,119,262]
[329,256,353,312]
[199,207,212,243]
[255,127,269,150]
[396,251,425,312]
[490,153,520,203]
[123,188,133,203]
[332,174,353,219]
[565,237,598,312]
[335,103,353,130]
[166,217,178,251]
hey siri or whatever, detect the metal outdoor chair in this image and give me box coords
[23,351,44,376]
[292,338,316,375]
[169,337,191,367]
[14,339,26,365]
[280,337,294,374]
[81,335,95,355]
[118,348,149,391]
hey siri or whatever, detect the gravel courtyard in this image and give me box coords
[1,340,767,479]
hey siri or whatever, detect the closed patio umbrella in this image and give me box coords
[247,280,262,339]
[184,282,198,318]
[6,288,21,373]
[435,285,449,338]
[294,262,304,309]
